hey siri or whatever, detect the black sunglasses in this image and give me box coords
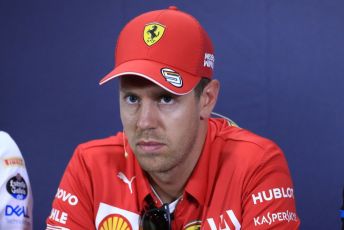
[140,203,172,230]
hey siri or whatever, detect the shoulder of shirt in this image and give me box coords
[0,131,12,142]
[0,131,24,158]
[209,118,286,169]
[69,132,126,165]
[210,118,280,151]
[60,133,128,176]
[221,127,277,150]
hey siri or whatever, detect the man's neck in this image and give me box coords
[149,175,184,203]
[147,123,208,203]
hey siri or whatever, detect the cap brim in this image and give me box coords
[99,59,200,95]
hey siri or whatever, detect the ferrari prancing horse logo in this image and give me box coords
[144,23,165,46]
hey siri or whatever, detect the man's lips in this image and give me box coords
[136,141,165,152]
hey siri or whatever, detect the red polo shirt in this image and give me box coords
[46,118,300,229]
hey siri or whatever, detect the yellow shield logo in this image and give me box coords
[144,23,165,46]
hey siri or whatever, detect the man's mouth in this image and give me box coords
[136,140,165,153]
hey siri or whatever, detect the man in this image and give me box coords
[0,131,33,230]
[47,6,300,229]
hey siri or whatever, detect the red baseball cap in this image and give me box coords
[99,6,215,95]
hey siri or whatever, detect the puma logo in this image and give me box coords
[117,172,136,194]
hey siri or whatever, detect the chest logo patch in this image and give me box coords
[184,220,202,230]
[117,172,136,194]
[99,214,132,230]
[96,203,140,230]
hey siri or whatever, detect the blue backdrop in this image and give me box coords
[1,1,343,229]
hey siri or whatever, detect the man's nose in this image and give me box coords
[136,101,158,130]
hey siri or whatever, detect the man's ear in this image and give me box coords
[199,80,220,120]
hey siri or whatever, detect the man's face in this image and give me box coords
[119,76,203,173]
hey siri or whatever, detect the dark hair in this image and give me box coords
[194,78,211,98]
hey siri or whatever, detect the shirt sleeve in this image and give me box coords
[241,142,300,229]
[46,145,95,230]
[0,131,33,230]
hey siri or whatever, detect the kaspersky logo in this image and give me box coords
[144,23,165,46]
[99,214,132,230]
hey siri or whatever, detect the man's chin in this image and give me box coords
[136,158,170,173]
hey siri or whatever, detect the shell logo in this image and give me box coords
[184,221,201,230]
[185,224,201,230]
[99,214,132,230]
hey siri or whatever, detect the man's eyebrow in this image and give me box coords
[120,89,137,97]
[119,87,133,93]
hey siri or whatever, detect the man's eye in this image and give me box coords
[160,95,174,104]
[126,95,139,104]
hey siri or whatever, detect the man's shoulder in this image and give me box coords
[73,132,125,160]
[209,118,285,168]
[222,127,276,150]
[78,132,124,150]
[209,119,289,179]
[210,118,277,150]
